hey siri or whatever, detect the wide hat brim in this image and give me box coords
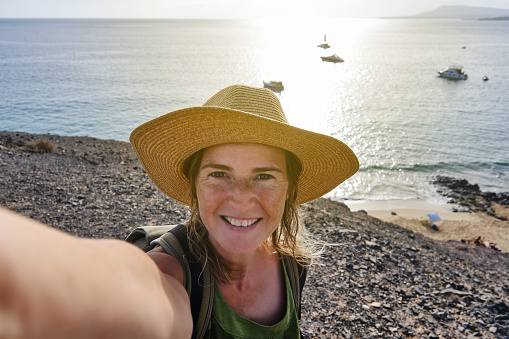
[130,106,359,206]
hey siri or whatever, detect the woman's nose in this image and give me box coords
[229,179,255,208]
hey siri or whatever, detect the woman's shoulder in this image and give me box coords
[148,246,185,285]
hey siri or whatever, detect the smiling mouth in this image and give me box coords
[222,216,261,227]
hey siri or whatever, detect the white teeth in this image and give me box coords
[225,217,258,227]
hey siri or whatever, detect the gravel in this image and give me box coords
[1,131,508,338]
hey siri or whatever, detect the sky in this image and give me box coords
[1,0,509,19]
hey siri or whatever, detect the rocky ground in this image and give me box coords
[1,131,508,338]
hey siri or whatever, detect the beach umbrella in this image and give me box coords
[426,212,442,223]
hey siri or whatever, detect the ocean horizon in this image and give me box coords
[1,18,508,203]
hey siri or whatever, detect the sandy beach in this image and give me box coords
[346,199,509,253]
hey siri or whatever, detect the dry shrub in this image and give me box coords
[26,139,57,153]
[419,218,431,227]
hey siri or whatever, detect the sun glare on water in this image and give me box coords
[251,17,378,135]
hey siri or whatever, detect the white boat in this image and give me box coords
[263,81,284,92]
[317,34,330,49]
[437,66,468,80]
[320,54,344,63]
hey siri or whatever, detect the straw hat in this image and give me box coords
[130,84,359,206]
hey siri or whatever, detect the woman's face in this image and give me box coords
[195,143,289,257]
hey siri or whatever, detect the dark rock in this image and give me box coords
[487,302,509,315]
[433,175,509,220]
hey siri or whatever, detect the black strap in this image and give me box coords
[297,261,308,319]
[167,224,213,339]
[153,225,213,339]
[283,256,308,319]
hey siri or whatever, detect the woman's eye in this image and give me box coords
[257,173,274,180]
[210,172,226,178]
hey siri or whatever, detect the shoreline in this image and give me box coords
[345,199,468,219]
[345,199,509,252]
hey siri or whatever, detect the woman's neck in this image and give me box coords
[222,245,278,284]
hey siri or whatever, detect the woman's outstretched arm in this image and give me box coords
[0,207,192,339]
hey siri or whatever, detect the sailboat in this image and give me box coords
[317,34,330,49]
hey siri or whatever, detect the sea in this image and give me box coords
[1,18,508,204]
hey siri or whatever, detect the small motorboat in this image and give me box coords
[482,76,489,81]
[320,54,344,63]
[263,80,284,92]
[437,66,468,80]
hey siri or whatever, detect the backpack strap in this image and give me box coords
[125,225,175,252]
[152,225,214,339]
[283,256,308,319]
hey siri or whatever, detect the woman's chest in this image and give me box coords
[218,265,286,325]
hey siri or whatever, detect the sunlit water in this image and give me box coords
[1,18,508,203]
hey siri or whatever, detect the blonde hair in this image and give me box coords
[183,146,314,283]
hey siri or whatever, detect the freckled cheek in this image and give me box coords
[260,189,288,219]
[196,186,228,218]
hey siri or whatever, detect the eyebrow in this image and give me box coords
[253,167,284,174]
[201,164,231,171]
[201,163,284,174]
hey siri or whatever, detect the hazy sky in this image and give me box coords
[2,0,509,19]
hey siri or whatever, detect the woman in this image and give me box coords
[0,85,358,338]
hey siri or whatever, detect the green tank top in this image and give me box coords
[204,261,301,338]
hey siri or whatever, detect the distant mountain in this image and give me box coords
[393,5,509,20]
[479,16,509,21]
